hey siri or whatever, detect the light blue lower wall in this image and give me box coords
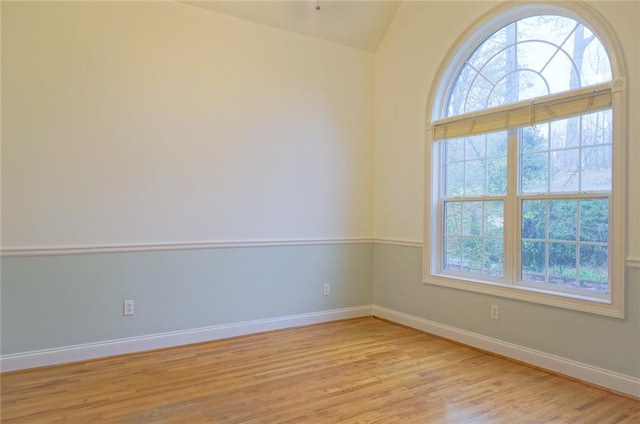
[372,243,640,378]
[1,243,373,355]
[3,241,638,380]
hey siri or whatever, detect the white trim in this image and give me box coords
[0,238,431,257]
[0,306,372,372]
[0,238,374,257]
[5,239,632,264]
[372,238,422,248]
[372,305,640,398]
[627,258,640,269]
[425,274,623,318]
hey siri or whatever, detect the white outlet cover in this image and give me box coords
[123,300,135,316]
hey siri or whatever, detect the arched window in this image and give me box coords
[425,4,626,317]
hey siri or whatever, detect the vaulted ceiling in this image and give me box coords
[181,1,401,52]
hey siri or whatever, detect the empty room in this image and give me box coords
[1,0,639,422]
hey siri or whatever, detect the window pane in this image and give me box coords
[465,160,486,195]
[462,238,483,273]
[521,125,549,153]
[541,51,580,93]
[462,201,483,236]
[465,77,494,113]
[445,138,465,162]
[522,241,545,282]
[582,110,611,146]
[465,135,486,160]
[447,65,476,117]
[521,152,548,193]
[484,239,504,277]
[483,48,512,86]
[444,201,462,235]
[486,131,508,156]
[517,16,577,50]
[549,242,577,287]
[469,26,507,70]
[549,199,577,241]
[579,245,608,292]
[550,149,579,192]
[445,162,463,196]
[511,69,550,101]
[580,198,608,242]
[445,132,507,198]
[444,236,462,271]
[487,75,524,107]
[582,146,611,191]
[484,201,504,237]
[487,157,507,195]
[445,201,505,278]
[522,200,545,239]
[517,41,557,74]
[580,29,613,85]
[550,117,580,149]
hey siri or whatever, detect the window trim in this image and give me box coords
[423,2,627,318]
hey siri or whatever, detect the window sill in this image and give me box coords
[423,273,624,318]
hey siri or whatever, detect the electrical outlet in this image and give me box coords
[323,283,330,296]
[490,304,499,320]
[123,300,135,316]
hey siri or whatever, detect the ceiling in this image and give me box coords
[181,1,401,52]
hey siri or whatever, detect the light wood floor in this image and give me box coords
[2,318,639,423]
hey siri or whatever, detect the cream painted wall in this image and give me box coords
[373,1,498,243]
[373,0,639,259]
[2,1,374,248]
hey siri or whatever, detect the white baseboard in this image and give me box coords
[372,305,640,398]
[0,306,372,373]
[3,304,638,399]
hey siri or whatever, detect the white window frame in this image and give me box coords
[423,2,627,318]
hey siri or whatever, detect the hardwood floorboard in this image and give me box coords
[2,317,639,423]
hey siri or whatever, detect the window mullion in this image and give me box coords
[503,128,519,284]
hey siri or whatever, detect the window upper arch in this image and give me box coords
[447,14,612,117]
[430,2,626,123]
